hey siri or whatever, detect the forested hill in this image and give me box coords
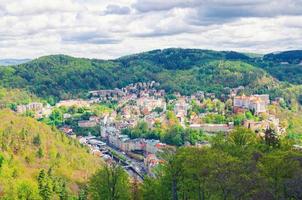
[0,48,301,103]
[263,50,302,64]
[259,50,302,84]
[0,110,101,198]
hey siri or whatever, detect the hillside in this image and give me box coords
[0,48,300,104]
[0,87,40,108]
[0,50,282,95]
[0,110,101,199]
[256,50,302,85]
[263,50,302,64]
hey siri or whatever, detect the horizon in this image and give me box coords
[0,0,302,59]
[1,47,301,61]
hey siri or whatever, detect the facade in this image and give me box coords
[190,123,234,133]
[56,99,90,107]
[144,154,163,175]
[16,102,43,114]
[78,120,97,128]
[234,94,269,114]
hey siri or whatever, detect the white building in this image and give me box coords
[234,94,269,114]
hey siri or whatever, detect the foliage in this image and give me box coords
[122,122,206,146]
[0,49,300,106]
[88,163,131,200]
[139,128,302,200]
[0,109,101,198]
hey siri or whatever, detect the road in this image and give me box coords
[84,136,146,181]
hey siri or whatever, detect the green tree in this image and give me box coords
[37,169,53,200]
[17,180,41,200]
[33,134,41,146]
[37,147,44,158]
[264,127,280,148]
[88,163,131,200]
[258,151,301,199]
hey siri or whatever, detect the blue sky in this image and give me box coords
[0,0,301,59]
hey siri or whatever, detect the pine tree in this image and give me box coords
[38,169,53,200]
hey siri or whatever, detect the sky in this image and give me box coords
[0,0,301,59]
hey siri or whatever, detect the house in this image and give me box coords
[89,116,101,123]
[63,113,72,119]
[174,99,189,116]
[280,61,289,65]
[78,120,97,128]
[60,126,73,135]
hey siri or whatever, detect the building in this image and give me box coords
[145,139,167,154]
[89,89,125,100]
[16,102,43,114]
[128,138,146,152]
[144,154,164,175]
[78,120,98,128]
[190,123,234,133]
[137,97,166,113]
[60,126,73,135]
[244,115,284,135]
[56,99,90,108]
[234,94,269,114]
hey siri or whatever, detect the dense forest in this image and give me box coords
[0,49,301,104]
[83,127,302,200]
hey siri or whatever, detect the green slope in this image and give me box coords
[0,110,101,198]
[0,48,300,104]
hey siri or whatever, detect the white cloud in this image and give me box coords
[0,0,301,59]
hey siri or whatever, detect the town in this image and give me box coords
[15,81,285,178]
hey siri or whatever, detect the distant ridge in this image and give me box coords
[0,58,31,66]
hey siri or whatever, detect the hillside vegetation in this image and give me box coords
[257,50,302,85]
[0,48,300,104]
[0,110,101,199]
[0,87,40,108]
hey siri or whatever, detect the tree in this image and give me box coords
[49,109,63,126]
[264,127,280,148]
[36,147,44,158]
[17,180,41,200]
[33,134,41,146]
[88,163,131,200]
[228,127,256,147]
[0,153,4,170]
[131,176,142,200]
[37,169,53,200]
[258,151,300,199]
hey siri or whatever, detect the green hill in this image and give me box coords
[255,50,302,85]
[0,110,101,199]
[263,50,302,64]
[0,48,300,104]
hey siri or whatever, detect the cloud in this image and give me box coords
[133,0,302,25]
[61,31,122,44]
[103,4,131,15]
[132,0,195,12]
[2,0,81,16]
[0,0,301,59]
[186,0,302,25]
